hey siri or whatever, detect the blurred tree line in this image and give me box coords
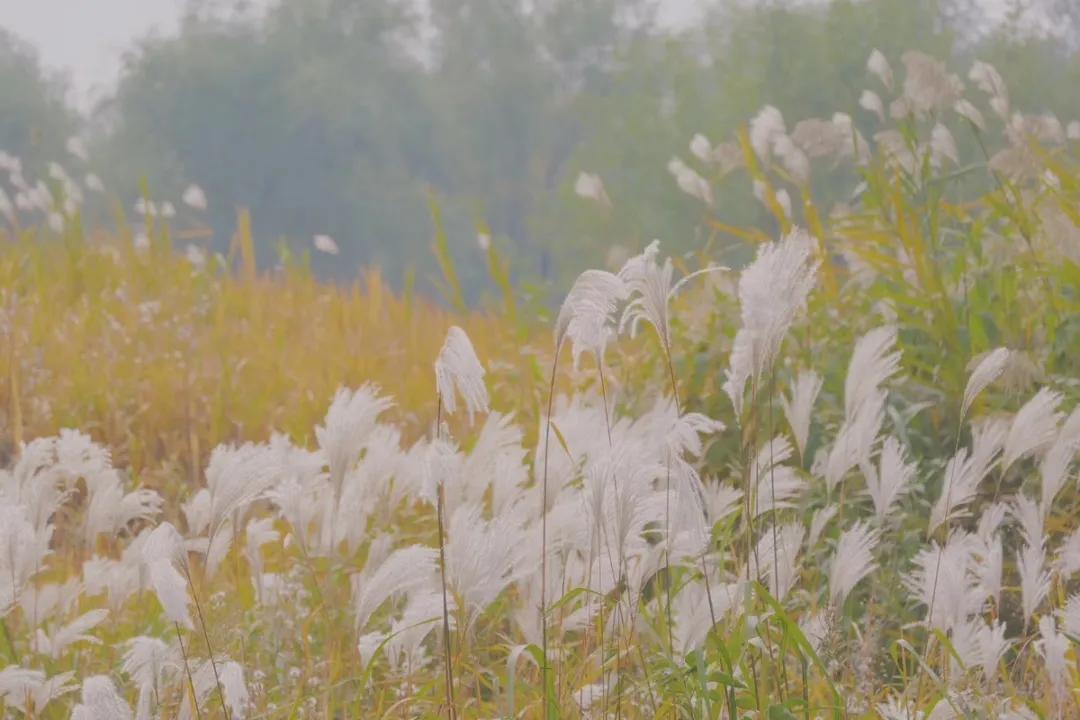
[1,0,1078,299]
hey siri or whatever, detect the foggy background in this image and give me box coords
[0,0,1076,298]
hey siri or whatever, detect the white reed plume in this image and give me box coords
[867,49,893,90]
[901,51,963,116]
[435,326,490,423]
[865,436,917,520]
[122,636,177,720]
[1013,494,1050,623]
[905,533,981,631]
[954,99,986,130]
[929,419,1006,532]
[313,234,339,255]
[845,325,902,420]
[829,521,879,606]
[749,105,786,162]
[0,504,52,615]
[182,183,207,211]
[1036,616,1069,711]
[667,157,713,206]
[31,608,108,658]
[1038,405,1080,518]
[961,347,1010,420]
[1002,387,1062,473]
[141,522,192,629]
[860,90,885,122]
[930,123,959,167]
[969,60,1010,119]
[71,675,133,720]
[782,369,822,460]
[220,661,250,719]
[316,384,394,494]
[554,269,628,367]
[748,522,804,601]
[351,545,437,631]
[723,229,818,416]
[574,171,611,207]
[0,666,75,715]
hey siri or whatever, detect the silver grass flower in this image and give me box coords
[930,123,959,167]
[829,521,879,606]
[825,388,885,492]
[844,325,901,421]
[554,269,628,367]
[961,347,1011,420]
[905,532,982,631]
[772,134,810,185]
[31,608,108,658]
[969,60,1009,119]
[1036,616,1069,709]
[573,171,610,207]
[445,504,528,623]
[865,436,917,520]
[867,49,893,90]
[1002,387,1062,472]
[220,661,250,719]
[1013,494,1050,622]
[929,419,1006,532]
[316,384,394,494]
[671,580,741,656]
[1038,405,1080,518]
[723,229,818,417]
[0,504,52,615]
[1057,593,1080,638]
[749,105,786,162]
[435,325,490,423]
[0,667,75,715]
[808,504,837,548]
[781,369,822,459]
[619,240,726,354]
[902,51,963,116]
[141,522,192,628]
[954,99,986,131]
[748,522,804,601]
[71,675,133,720]
[667,157,713,206]
[122,636,176,720]
[860,90,885,122]
[351,545,437,631]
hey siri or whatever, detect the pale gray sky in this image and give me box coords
[0,0,1016,111]
[0,0,705,109]
[0,0,187,109]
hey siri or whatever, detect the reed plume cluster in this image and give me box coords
[1,48,1080,719]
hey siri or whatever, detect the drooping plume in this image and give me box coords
[435,326,490,423]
